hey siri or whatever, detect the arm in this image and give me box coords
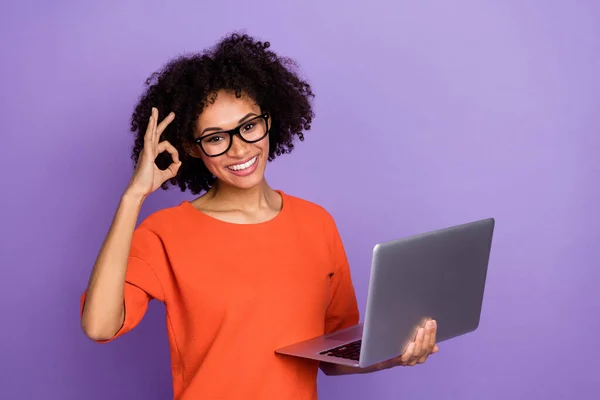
[80,192,144,341]
[320,362,389,376]
[80,108,179,341]
[321,320,440,376]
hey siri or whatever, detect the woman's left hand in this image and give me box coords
[321,320,439,376]
[382,319,439,369]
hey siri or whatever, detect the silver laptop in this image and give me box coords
[275,218,495,368]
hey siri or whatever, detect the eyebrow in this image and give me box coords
[200,113,258,135]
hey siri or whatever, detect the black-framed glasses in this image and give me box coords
[193,113,270,157]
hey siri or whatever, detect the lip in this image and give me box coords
[226,155,258,168]
[225,155,260,177]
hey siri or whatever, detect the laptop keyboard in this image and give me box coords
[319,340,362,361]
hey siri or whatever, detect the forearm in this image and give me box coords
[320,360,392,376]
[80,191,144,340]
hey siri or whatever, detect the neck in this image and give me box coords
[206,179,277,211]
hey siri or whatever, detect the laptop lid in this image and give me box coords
[358,218,495,367]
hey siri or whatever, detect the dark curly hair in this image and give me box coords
[129,32,315,195]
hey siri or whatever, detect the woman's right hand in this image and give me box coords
[126,107,181,199]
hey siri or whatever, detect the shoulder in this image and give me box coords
[126,203,193,270]
[282,191,337,228]
[136,201,192,235]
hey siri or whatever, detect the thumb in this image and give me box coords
[165,161,182,179]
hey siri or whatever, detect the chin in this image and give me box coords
[228,175,264,190]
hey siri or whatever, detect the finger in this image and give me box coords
[400,341,415,365]
[417,322,434,363]
[156,112,176,138]
[413,328,425,359]
[160,159,182,181]
[429,320,438,350]
[144,113,155,145]
[157,140,182,180]
[151,107,159,142]
[420,321,433,357]
[432,345,439,354]
[166,159,182,178]
[157,140,180,163]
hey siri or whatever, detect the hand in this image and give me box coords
[390,319,439,368]
[321,320,439,376]
[126,107,180,198]
[398,319,439,366]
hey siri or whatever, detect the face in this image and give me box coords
[190,90,271,190]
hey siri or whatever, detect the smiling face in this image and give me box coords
[190,90,271,191]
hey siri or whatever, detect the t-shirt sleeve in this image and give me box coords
[324,217,360,334]
[80,225,167,343]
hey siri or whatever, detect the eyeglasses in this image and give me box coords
[193,113,270,157]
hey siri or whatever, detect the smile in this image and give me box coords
[227,156,258,171]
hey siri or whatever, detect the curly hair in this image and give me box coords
[129,32,315,194]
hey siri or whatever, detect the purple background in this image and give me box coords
[1,1,599,399]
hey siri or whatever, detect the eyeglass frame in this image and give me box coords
[192,112,270,157]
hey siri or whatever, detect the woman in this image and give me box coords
[80,33,438,400]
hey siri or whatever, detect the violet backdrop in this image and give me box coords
[1,0,599,399]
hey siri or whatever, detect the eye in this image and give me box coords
[242,123,256,132]
[207,136,222,143]
[199,133,226,145]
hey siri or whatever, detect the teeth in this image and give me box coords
[228,156,257,171]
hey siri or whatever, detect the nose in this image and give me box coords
[227,133,250,158]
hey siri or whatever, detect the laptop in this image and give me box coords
[275,217,495,368]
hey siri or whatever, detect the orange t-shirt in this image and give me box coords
[80,191,360,399]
